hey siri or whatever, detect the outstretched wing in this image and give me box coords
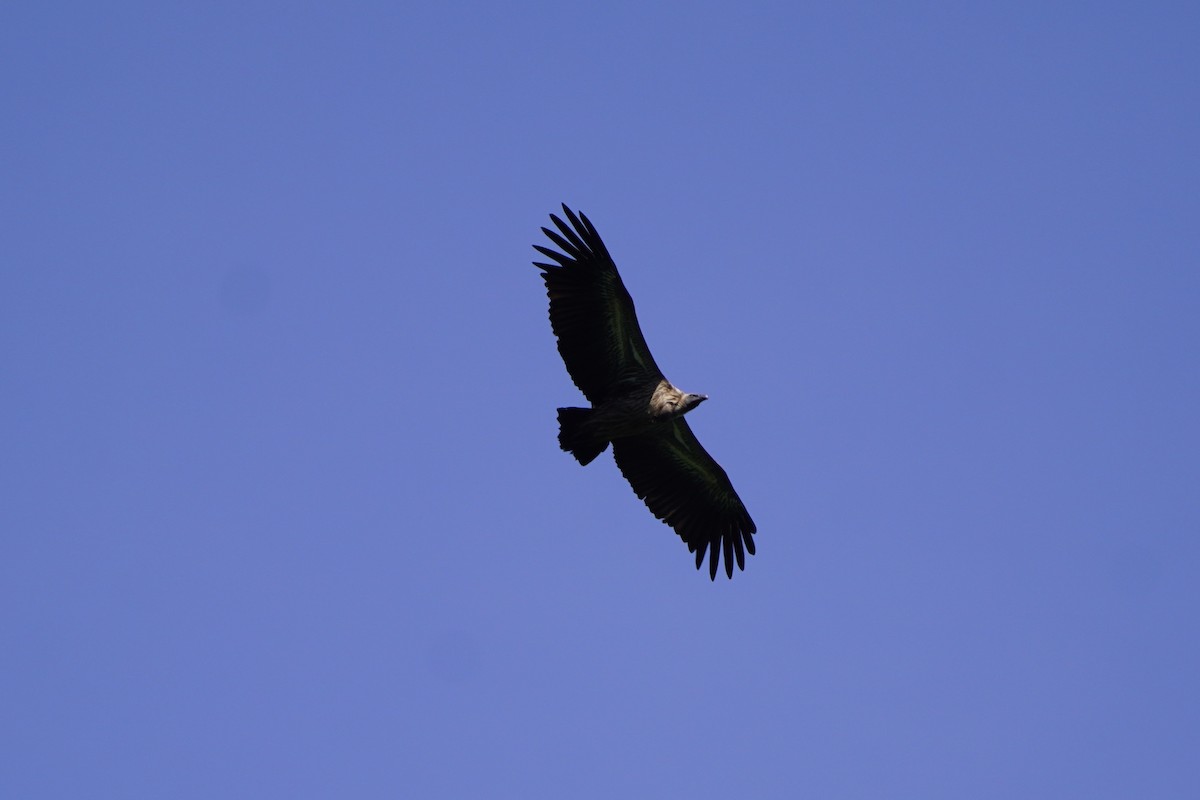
[533,204,663,403]
[611,419,756,579]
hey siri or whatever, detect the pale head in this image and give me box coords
[679,392,708,414]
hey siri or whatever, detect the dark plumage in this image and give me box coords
[533,204,756,579]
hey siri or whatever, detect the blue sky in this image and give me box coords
[2,2,1198,797]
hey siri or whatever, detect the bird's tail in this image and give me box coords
[557,407,608,466]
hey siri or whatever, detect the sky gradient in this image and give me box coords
[3,2,1198,797]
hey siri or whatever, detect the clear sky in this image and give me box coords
[3,2,1198,797]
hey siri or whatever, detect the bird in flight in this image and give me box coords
[533,204,756,579]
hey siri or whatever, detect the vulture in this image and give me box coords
[533,204,756,579]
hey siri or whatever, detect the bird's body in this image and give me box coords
[533,205,756,579]
[559,378,704,464]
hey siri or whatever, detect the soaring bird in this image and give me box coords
[533,204,756,579]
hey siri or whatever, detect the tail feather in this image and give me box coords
[557,407,608,466]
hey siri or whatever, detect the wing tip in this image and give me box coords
[693,525,756,581]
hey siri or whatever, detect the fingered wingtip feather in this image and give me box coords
[548,211,587,253]
[542,227,583,259]
[532,244,572,265]
[561,204,585,231]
